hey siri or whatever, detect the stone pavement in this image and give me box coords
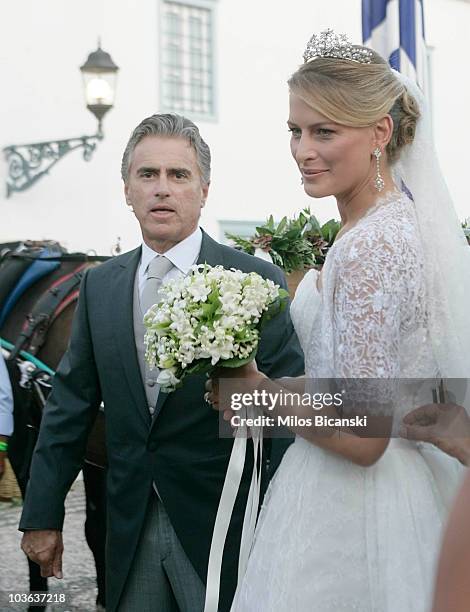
[0,476,100,612]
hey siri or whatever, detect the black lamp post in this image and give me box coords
[80,42,119,136]
[3,42,119,197]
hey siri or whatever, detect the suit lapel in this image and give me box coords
[111,247,151,427]
[150,230,225,427]
[195,229,226,269]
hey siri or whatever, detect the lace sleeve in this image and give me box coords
[331,221,416,414]
[333,233,402,379]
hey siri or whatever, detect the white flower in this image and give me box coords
[219,291,241,314]
[219,314,239,329]
[143,264,284,392]
[157,367,180,389]
[187,277,212,302]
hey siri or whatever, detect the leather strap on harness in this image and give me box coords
[8,263,89,360]
[7,252,109,263]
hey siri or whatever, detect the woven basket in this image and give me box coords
[0,458,22,501]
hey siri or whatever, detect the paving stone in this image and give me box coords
[0,478,100,611]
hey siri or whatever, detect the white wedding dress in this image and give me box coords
[232,191,465,612]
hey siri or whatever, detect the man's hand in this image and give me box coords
[21,530,64,578]
[204,361,265,422]
[401,403,470,466]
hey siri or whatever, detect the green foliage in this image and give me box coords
[226,209,341,273]
[225,233,255,255]
[220,347,258,368]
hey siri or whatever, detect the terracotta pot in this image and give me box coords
[286,266,322,299]
[286,269,308,299]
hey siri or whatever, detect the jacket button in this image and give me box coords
[147,380,156,387]
[148,440,158,452]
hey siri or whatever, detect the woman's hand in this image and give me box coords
[204,361,266,422]
[401,403,470,466]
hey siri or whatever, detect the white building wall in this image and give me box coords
[0,0,468,255]
[424,0,470,220]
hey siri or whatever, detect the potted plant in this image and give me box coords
[226,209,340,298]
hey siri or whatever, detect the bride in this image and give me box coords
[208,31,469,611]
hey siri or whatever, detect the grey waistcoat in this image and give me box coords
[133,273,160,412]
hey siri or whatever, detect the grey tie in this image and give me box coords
[141,255,174,316]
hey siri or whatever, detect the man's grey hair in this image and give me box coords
[121,113,211,185]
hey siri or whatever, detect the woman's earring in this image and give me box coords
[373,148,385,192]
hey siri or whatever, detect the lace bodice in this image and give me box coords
[290,191,439,400]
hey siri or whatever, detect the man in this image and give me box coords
[0,351,14,479]
[20,114,304,612]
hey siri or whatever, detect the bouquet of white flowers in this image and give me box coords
[143,264,288,392]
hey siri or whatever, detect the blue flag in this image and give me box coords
[362,0,427,91]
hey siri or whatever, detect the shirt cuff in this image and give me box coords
[0,413,14,437]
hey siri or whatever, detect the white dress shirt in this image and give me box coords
[0,352,14,436]
[138,227,203,299]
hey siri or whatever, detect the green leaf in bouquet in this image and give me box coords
[202,286,221,310]
[259,293,288,327]
[154,320,172,333]
[160,356,177,368]
[219,346,258,368]
[201,301,218,318]
[234,325,258,342]
[184,358,213,376]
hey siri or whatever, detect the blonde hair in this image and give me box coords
[288,47,420,163]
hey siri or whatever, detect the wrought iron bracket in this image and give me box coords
[3,128,104,197]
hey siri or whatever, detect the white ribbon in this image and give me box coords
[237,418,262,583]
[204,406,263,612]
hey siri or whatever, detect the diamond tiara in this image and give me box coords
[303,29,373,65]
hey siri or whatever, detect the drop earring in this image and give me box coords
[373,147,384,192]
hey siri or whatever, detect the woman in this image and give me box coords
[208,30,469,611]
